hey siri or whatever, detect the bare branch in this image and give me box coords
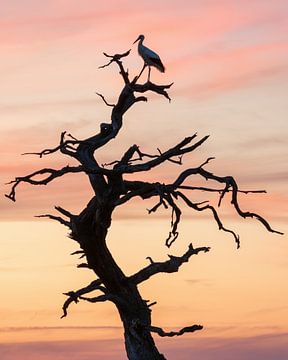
[147,198,168,213]
[118,178,256,226]
[200,156,215,167]
[79,294,113,303]
[163,193,181,248]
[117,175,258,249]
[71,250,85,258]
[218,183,230,207]
[99,49,131,67]
[55,206,75,219]
[116,144,140,166]
[95,92,115,107]
[115,181,157,206]
[225,175,284,236]
[130,243,210,284]
[61,279,106,318]
[150,324,203,337]
[175,191,241,248]
[22,131,80,158]
[146,257,154,264]
[103,143,183,170]
[66,133,79,141]
[177,167,283,235]
[177,185,266,195]
[157,147,183,164]
[5,165,84,202]
[99,50,131,84]
[148,301,157,308]
[77,263,91,268]
[133,81,174,102]
[35,214,70,228]
[115,144,184,169]
[117,134,209,173]
[115,162,280,249]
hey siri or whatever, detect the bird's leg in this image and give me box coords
[148,66,151,82]
[136,64,147,82]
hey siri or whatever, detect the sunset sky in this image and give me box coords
[1,0,288,359]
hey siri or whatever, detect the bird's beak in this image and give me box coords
[133,36,140,44]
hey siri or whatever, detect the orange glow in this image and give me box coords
[1,1,288,358]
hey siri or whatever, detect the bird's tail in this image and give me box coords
[153,58,165,73]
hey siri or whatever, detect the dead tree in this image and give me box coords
[6,49,282,360]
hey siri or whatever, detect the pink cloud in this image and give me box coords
[1,0,287,48]
[170,42,288,97]
[1,0,287,222]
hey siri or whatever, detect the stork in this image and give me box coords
[133,35,165,82]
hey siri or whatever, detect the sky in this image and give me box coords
[1,0,288,359]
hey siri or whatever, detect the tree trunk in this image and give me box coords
[116,285,166,360]
[71,200,166,359]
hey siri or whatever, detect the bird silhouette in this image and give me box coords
[133,35,165,81]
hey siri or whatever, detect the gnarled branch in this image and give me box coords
[130,243,210,285]
[22,131,80,158]
[133,81,173,102]
[5,165,84,202]
[115,165,279,248]
[79,294,115,303]
[35,214,71,228]
[172,166,283,236]
[150,324,203,337]
[174,191,241,248]
[99,50,131,84]
[61,279,106,318]
[116,134,209,173]
[95,92,115,107]
[103,143,184,169]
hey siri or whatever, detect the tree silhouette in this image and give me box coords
[6,48,282,360]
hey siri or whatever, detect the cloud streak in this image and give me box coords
[1,332,288,360]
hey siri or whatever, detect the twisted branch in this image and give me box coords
[133,82,173,102]
[172,166,283,236]
[163,193,181,248]
[102,144,184,169]
[150,324,203,337]
[22,131,80,158]
[5,165,84,201]
[61,279,106,318]
[79,294,115,303]
[116,134,209,173]
[99,50,131,84]
[95,92,115,107]
[130,243,210,285]
[114,160,281,248]
[174,191,241,248]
